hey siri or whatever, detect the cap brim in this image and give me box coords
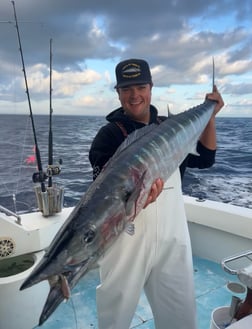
[114,80,151,88]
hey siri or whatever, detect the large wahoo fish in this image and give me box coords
[20,99,216,325]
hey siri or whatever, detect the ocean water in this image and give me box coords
[0,114,251,213]
[183,117,252,208]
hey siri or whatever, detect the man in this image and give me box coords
[89,58,224,329]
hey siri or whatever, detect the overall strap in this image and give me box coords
[115,121,128,138]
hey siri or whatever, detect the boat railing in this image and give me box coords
[222,250,252,276]
[0,205,21,225]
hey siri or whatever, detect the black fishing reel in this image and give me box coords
[47,163,62,178]
[32,171,47,184]
[32,160,62,183]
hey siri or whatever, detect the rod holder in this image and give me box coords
[34,185,64,217]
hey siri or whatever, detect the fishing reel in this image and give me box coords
[47,162,62,178]
[32,160,62,183]
[32,171,47,184]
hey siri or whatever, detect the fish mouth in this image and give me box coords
[38,273,71,325]
[39,260,92,325]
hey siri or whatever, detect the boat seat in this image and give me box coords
[237,264,252,289]
[228,314,252,329]
[222,250,252,288]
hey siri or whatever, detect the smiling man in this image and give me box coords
[89,58,224,329]
[115,59,153,124]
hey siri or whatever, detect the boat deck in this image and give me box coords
[40,256,244,329]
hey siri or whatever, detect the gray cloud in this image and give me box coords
[0,0,251,114]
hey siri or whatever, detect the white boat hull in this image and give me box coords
[0,251,49,329]
[0,207,72,329]
[185,196,252,262]
[0,196,252,329]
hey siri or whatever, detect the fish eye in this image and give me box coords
[83,225,96,244]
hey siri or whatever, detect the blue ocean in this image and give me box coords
[0,114,251,213]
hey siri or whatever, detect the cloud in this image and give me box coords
[52,69,101,97]
[222,82,252,95]
[0,0,251,116]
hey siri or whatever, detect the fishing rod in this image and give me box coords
[48,38,53,187]
[11,0,46,192]
[212,56,215,92]
[47,38,62,188]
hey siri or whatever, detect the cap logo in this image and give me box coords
[122,63,141,79]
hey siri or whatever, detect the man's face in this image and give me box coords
[117,84,152,124]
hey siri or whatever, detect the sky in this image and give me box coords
[0,0,251,117]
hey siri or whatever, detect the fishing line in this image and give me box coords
[13,115,35,212]
[0,115,32,213]
[69,297,78,329]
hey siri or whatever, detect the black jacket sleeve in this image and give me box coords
[89,123,124,180]
[179,141,216,178]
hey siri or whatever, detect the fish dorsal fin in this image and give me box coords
[113,123,158,158]
[167,104,174,117]
[167,108,175,117]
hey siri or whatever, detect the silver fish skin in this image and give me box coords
[20,99,215,325]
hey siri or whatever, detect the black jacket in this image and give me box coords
[89,105,216,180]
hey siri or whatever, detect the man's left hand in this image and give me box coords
[143,178,164,209]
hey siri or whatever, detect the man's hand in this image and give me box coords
[143,178,164,209]
[206,85,224,116]
[200,85,224,150]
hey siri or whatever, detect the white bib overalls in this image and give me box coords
[96,169,197,329]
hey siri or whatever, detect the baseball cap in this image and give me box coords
[115,58,152,88]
